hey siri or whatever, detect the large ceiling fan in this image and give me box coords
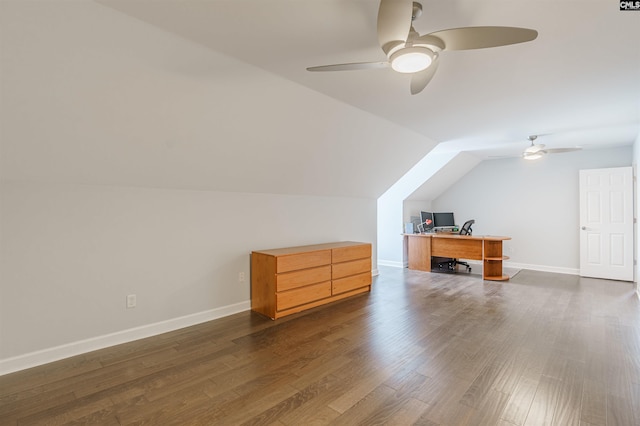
[522,135,582,160]
[307,0,538,95]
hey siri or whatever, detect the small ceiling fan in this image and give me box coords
[522,135,582,160]
[307,0,538,95]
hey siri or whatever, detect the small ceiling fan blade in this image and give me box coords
[377,0,413,53]
[306,62,390,72]
[426,26,538,51]
[410,56,439,95]
[545,147,582,154]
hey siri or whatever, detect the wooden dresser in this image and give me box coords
[251,241,372,319]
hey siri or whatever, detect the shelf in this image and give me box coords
[485,255,509,261]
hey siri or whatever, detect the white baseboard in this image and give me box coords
[504,262,579,275]
[377,259,404,268]
[0,301,250,376]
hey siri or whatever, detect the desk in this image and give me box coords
[404,233,511,281]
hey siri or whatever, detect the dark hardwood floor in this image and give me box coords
[1,267,639,425]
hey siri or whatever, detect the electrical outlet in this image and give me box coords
[126,294,136,309]
[238,272,245,282]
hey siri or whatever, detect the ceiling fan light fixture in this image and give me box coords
[524,144,545,155]
[390,47,434,73]
[523,152,543,160]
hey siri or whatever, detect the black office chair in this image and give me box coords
[459,219,474,236]
[436,220,475,273]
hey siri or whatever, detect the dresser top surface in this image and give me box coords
[253,241,370,257]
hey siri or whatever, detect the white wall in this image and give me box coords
[433,146,633,273]
[0,0,430,373]
[0,183,375,368]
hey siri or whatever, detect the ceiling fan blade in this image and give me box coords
[545,147,582,154]
[410,56,439,95]
[426,26,538,51]
[307,62,390,72]
[377,0,413,53]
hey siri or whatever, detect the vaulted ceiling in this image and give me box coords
[99,0,639,158]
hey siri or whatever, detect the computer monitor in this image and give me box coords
[433,212,455,228]
[420,211,434,230]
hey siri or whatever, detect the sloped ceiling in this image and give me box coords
[0,0,435,199]
[98,0,640,157]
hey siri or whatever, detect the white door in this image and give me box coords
[579,167,633,281]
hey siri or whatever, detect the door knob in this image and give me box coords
[581,226,586,230]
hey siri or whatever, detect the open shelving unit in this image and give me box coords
[483,238,510,281]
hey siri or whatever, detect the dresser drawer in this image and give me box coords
[276,250,331,273]
[276,265,331,292]
[332,258,371,280]
[277,281,331,311]
[332,272,371,295]
[332,244,371,264]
